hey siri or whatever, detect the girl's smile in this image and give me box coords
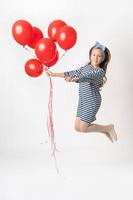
[90,48,103,67]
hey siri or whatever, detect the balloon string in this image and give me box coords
[23,45,36,58]
[47,76,59,173]
[59,50,67,61]
[23,46,67,67]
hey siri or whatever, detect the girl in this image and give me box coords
[45,42,117,142]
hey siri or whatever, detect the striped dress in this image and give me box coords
[64,64,105,123]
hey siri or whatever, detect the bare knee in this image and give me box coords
[74,117,81,132]
[79,123,91,133]
[80,126,87,132]
[74,124,81,132]
[74,118,90,133]
[74,124,88,133]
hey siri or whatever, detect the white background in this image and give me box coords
[0,0,133,199]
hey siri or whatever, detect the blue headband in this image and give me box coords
[94,41,106,61]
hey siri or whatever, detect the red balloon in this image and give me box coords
[48,19,66,42]
[35,37,57,63]
[12,19,32,46]
[25,59,44,77]
[27,26,43,49]
[43,50,59,67]
[56,25,77,50]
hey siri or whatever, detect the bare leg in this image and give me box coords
[86,123,117,142]
[75,117,81,132]
[75,118,117,142]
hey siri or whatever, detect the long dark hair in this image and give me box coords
[89,46,111,88]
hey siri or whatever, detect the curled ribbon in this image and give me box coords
[47,75,59,173]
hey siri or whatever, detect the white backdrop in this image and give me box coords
[0,0,133,199]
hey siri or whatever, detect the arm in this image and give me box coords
[65,76,80,82]
[45,67,104,83]
[52,72,65,78]
[45,67,82,82]
[65,67,105,82]
[64,67,83,78]
[45,69,65,78]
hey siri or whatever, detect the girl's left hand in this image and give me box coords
[65,77,79,82]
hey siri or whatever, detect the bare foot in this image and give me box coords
[104,131,114,143]
[108,124,117,141]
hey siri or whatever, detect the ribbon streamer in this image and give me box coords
[47,76,59,173]
[24,46,67,173]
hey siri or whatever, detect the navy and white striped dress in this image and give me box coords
[64,64,105,123]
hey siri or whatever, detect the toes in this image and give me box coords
[109,127,117,141]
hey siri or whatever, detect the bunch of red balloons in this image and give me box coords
[12,19,77,78]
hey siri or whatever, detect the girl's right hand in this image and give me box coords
[45,69,54,77]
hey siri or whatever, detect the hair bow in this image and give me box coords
[95,41,106,51]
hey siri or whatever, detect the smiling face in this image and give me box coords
[90,48,103,67]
